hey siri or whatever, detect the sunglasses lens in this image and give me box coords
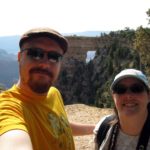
[130,84,145,93]
[27,48,43,60]
[113,85,127,94]
[48,52,62,63]
[113,84,145,94]
[23,48,63,63]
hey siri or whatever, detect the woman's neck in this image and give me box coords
[119,111,148,136]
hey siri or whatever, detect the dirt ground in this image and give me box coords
[65,104,113,150]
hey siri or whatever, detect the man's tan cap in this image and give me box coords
[19,27,68,53]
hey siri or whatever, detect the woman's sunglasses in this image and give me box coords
[112,83,146,94]
[21,48,63,63]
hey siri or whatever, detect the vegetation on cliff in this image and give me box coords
[56,9,150,107]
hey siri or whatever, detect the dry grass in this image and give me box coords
[65,104,113,150]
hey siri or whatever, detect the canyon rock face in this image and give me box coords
[55,33,138,106]
[63,35,133,65]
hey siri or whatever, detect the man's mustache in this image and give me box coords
[29,67,53,78]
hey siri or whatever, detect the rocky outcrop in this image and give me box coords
[55,31,140,106]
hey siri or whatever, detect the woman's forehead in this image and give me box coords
[118,77,143,85]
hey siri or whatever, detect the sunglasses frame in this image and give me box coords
[21,47,63,63]
[112,83,146,94]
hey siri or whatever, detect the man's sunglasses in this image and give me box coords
[21,48,63,63]
[112,83,146,94]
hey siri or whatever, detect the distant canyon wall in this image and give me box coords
[62,35,133,68]
[64,36,101,62]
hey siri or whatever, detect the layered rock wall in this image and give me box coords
[64,36,100,62]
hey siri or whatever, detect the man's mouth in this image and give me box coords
[30,68,53,78]
[32,70,49,76]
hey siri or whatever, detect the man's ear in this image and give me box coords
[18,51,21,62]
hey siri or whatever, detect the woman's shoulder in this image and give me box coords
[94,114,114,134]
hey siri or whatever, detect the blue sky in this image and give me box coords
[0,0,150,36]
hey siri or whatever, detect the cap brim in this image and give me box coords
[111,75,149,90]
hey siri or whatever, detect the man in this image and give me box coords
[0,27,94,150]
[94,69,150,150]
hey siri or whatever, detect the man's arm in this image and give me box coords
[70,122,95,136]
[0,130,33,150]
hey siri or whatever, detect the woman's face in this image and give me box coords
[112,77,150,118]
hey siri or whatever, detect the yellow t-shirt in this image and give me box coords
[0,85,75,150]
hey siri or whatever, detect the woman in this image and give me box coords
[94,69,150,150]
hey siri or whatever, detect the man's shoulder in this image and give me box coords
[48,86,62,98]
[0,85,21,104]
[49,86,60,93]
[0,84,16,94]
[0,88,12,98]
[94,114,114,133]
